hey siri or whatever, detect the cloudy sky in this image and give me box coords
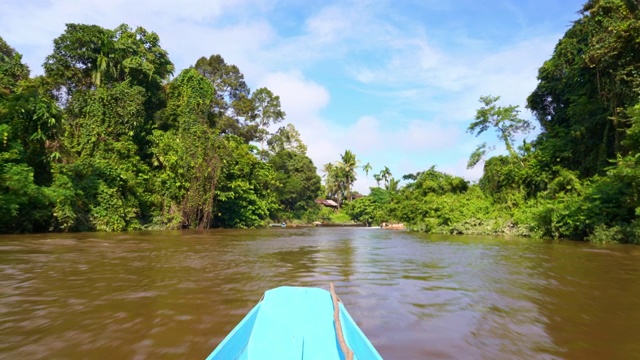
[1,0,585,192]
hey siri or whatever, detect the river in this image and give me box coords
[1,228,640,359]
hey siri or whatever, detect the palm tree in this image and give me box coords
[337,150,358,202]
[92,32,116,88]
[373,173,382,187]
[387,177,400,192]
[362,162,372,177]
[379,166,392,189]
[322,162,339,202]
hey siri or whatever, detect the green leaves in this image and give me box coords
[269,149,321,218]
[322,149,360,206]
[467,142,487,169]
[0,36,29,96]
[527,0,640,177]
[214,135,278,228]
[267,123,307,157]
[0,26,312,233]
[250,87,286,157]
[467,95,532,168]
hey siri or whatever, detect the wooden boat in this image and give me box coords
[206,285,383,359]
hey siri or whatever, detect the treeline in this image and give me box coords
[340,0,640,244]
[4,0,640,244]
[0,24,321,232]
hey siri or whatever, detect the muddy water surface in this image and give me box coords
[1,228,640,359]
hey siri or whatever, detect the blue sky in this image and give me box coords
[1,0,585,193]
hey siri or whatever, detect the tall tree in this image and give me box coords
[527,0,640,177]
[269,149,321,217]
[0,39,61,232]
[44,23,174,160]
[250,87,285,158]
[193,54,253,138]
[379,166,392,188]
[362,162,372,177]
[387,177,400,192]
[151,68,220,229]
[373,173,382,187]
[467,95,533,169]
[213,135,279,228]
[44,24,173,100]
[338,149,358,202]
[0,36,30,96]
[323,162,343,204]
[266,123,307,157]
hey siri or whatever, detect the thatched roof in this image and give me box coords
[315,199,339,208]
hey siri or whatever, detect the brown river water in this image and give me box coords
[1,228,640,359]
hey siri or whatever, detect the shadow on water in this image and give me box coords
[1,229,640,359]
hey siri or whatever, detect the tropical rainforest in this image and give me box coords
[1,0,640,244]
[0,23,321,232]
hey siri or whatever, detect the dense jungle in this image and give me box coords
[2,0,640,244]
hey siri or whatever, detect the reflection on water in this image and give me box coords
[1,229,640,359]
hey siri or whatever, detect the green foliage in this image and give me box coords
[7,13,640,243]
[266,124,307,157]
[0,162,52,233]
[150,68,220,229]
[0,44,63,233]
[66,81,147,155]
[587,221,640,245]
[213,135,279,228]
[163,68,215,128]
[193,54,253,138]
[378,166,392,188]
[343,187,393,226]
[63,140,151,232]
[2,77,62,185]
[402,166,469,196]
[328,210,352,224]
[0,36,30,96]
[467,95,532,169]
[516,0,640,243]
[387,181,503,235]
[268,149,321,219]
[322,150,360,206]
[45,172,78,231]
[251,87,286,157]
[362,162,372,177]
[343,196,385,226]
[44,23,173,98]
[527,0,640,177]
[522,159,640,243]
[364,168,497,234]
[0,25,308,234]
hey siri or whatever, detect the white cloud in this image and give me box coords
[347,32,560,123]
[257,71,330,122]
[304,5,352,44]
[161,21,276,80]
[255,71,339,168]
[0,0,270,75]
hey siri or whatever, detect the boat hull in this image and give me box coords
[206,286,383,359]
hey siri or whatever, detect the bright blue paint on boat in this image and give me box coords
[206,286,383,360]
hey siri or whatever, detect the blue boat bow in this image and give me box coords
[206,286,383,359]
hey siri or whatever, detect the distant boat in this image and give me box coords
[381,223,405,230]
[206,286,383,359]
